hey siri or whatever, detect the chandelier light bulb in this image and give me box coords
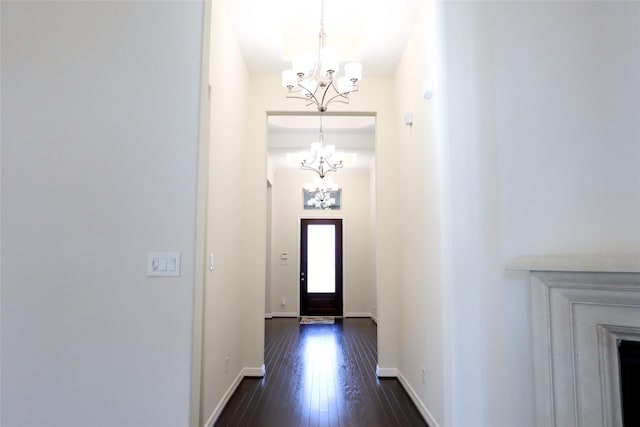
[310,142,322,154]
[321,46,340,76]
[344,62,362,82]
[336,76,352,94]
[300,150,312,161]
[292,51,315,76]
[282,70,297,88]
[301,79,318,98]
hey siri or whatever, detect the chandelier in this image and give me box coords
[297,114,344,178]
[305,176,339,209]
[285,115,357,179]
[281,0,362,113]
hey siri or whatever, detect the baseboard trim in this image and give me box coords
[344,312,373,318]
[376,365,399,377]
[397,371,441,427]
[270,312,298,318]
[243,364,266,377]
[268,313,377,320]
[203,369,244,427]
[203,365,266,427]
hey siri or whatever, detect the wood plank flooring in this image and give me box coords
[214,318,428,427]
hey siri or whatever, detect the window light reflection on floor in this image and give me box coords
[302,332,340,413]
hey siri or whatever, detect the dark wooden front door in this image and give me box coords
[300,218,343,316]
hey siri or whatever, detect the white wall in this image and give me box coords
[268,170,374,317]
[391,2,445,425]
[1,2,204,426]
[369,164,378,321]
[440,2,640,426]
[265,181,273,315]
[200,1,254,425]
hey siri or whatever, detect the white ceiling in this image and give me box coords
[222,0,422,172]
[222,0,424,77]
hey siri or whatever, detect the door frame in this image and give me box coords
[297,216,344,317]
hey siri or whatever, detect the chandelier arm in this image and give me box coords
[295,82,323,111]
[324,96,351,109]
[322,80,360,109]
[285,81,321,108]
[323,83,356,104]
[301,151,326,177]
[300,151,319,168]
[290,98,320,110]
[291,76,358,112]
[315,160,337,175]
[323,159,343,171]
[323,166,339,175]
[325,78,341,95]
[301,164,322,175]
[286,94,312,101]
[301,166,333,179]
[318,75,335,109]
[285,93,323,110]
[333,99,350,106]
[297,79,321,99]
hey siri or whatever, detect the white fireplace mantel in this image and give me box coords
[507,254,640,274]
[507,254,640,427]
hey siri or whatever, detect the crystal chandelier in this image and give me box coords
[281,0,362,113]
[305,176,339,209]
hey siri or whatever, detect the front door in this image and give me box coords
[300,218,343,316]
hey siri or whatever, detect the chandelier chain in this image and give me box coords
[320,0,325,35]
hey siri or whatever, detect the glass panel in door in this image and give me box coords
[306,224,336,293]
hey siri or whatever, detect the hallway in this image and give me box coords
[215,318,427,427]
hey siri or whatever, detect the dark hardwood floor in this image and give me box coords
[215,318,428,427]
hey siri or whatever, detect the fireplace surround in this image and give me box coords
[619,340,640,425]
[508,255,640,427]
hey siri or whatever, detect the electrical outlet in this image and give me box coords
[421,367,426,384]
[281,298,287,307]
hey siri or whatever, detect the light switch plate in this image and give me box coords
[147,252,181,277]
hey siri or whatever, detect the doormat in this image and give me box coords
[300,316,335,325]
